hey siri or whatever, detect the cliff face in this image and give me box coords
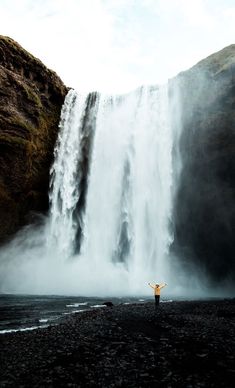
[0,36,68,241]
[0,36,234,284]
[171,45,235,284]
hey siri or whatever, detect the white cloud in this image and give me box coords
[0,0,235,93]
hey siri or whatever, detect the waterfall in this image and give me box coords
[47,85,174,294]
[0,84,174,296]
[48,89,99,258]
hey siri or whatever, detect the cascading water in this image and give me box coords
[0,84,175,296]
[48,90,99,258]
[46,85,174,294]
[48,90,86,257]
[1,82,231,298]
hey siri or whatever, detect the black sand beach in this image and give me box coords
[0,299,235,387]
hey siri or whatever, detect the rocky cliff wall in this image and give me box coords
[0,36,234,285]
[171,45,235,284]
[0,36,68,241]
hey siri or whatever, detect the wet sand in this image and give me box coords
[0,299,235,387]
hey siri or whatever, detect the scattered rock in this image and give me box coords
[0,300,234,387]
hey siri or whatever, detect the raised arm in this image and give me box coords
[159,282,167,289]
[148,282,155,289]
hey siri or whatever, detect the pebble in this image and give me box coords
[0,299,234,387]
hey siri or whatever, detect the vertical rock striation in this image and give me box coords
[0,36,68,241]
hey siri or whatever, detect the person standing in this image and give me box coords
[148,282,167,306]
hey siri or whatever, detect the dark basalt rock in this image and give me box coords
[0,36,68,241]
[170,45,235,285]
[102,301,114,307]
[0,301,235,387]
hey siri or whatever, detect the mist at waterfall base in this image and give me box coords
[0,86,227,298]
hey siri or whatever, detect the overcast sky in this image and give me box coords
[1,0,235,93]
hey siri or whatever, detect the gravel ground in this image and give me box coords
[0,299,235,387]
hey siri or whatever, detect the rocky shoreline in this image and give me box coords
[0,299,235,387]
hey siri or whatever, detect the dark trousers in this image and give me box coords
[155,295,160,306]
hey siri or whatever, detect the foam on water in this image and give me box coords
[0,324,49,335]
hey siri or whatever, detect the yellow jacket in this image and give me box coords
[148,282,167,296]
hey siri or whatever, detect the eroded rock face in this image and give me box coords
[171,45,235,285]
[0,36,68,241]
